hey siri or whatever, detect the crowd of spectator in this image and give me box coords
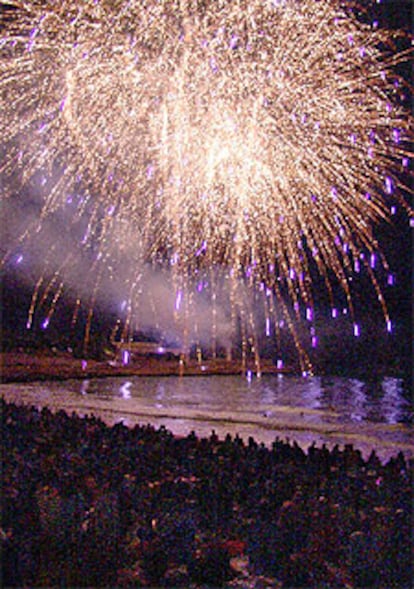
[2,397,412,587]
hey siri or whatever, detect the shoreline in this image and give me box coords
[2,353,413,464]
[0,351,292,383]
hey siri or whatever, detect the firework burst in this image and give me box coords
[1,0,412,372]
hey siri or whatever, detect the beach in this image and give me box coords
[2,350,413,587]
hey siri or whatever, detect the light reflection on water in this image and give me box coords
[1,374,412,461]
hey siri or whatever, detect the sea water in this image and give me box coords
[1,374,412,462]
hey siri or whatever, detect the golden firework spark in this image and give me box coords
[1,0,412,372]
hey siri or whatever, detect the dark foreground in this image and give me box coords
[2,399,412,588]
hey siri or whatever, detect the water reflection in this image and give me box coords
[381,377,409,425]
[80,379,90,395]
[315,376,409,425]
[71,374,413,429]
[119,381,132,399]
[299,376,322,412]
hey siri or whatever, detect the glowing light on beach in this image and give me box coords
[0,0,412,371]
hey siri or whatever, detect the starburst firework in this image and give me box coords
[1,0,412,371]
